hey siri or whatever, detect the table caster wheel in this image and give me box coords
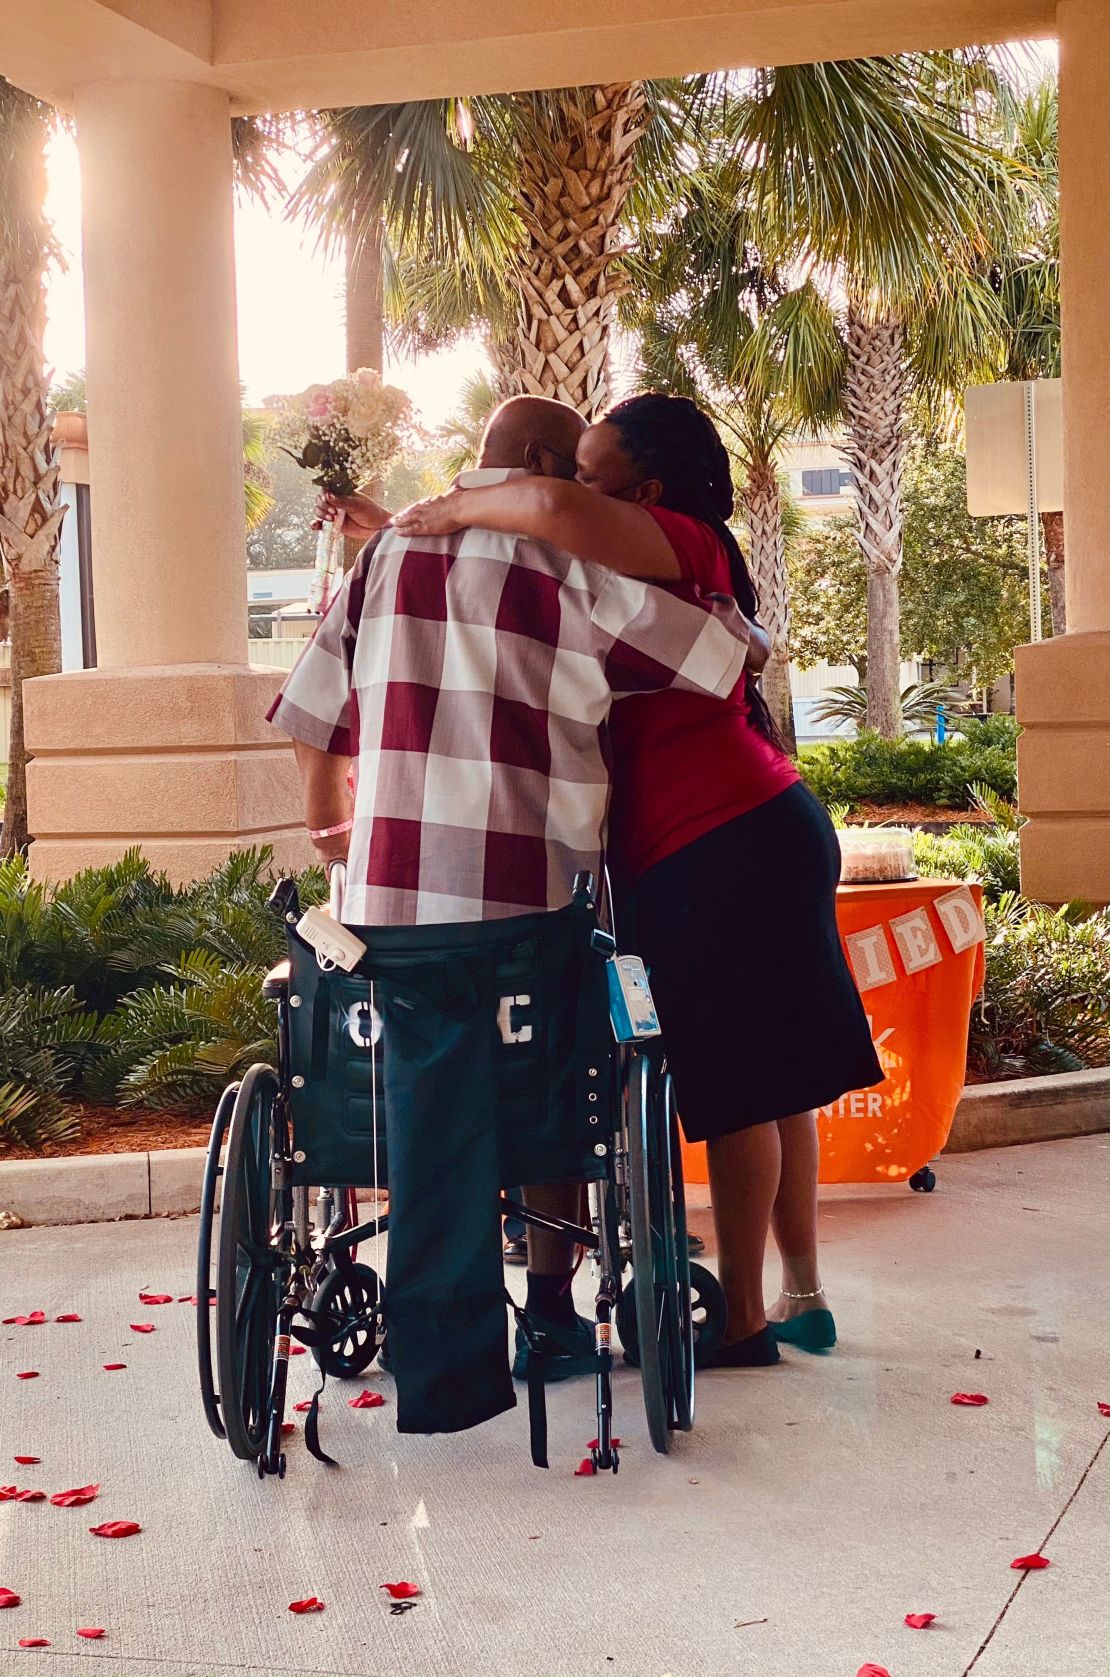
[909,1166,937,1193]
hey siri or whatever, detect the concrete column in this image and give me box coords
[77,80,248,667]
[1016,0,1110,905]
[1057,0,1110,636]
[24,80,310,883]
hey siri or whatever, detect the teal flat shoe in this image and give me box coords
[771,1308,837,1353]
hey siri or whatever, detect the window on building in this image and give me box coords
[801,468,844,497]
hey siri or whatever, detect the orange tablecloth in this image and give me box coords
[679,878,986,1187]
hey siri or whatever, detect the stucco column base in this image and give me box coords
[23,665,315,885]
[1015,630,1110,905]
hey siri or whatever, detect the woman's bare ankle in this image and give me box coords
[767,1283,826,1323]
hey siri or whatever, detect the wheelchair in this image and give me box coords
[196,865,725,1479]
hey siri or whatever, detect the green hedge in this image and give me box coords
[799,723,1018,810]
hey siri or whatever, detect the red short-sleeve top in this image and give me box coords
[607,506,800,879]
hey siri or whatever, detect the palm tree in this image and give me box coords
[0,78,62,857]
[288,84,712,420]
[733,55,1016,736]
[623,169,843,747]
[437,372,501,479]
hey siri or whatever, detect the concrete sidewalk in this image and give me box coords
[1,1138,1107,1677]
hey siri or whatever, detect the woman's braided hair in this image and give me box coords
[603,392,786,750]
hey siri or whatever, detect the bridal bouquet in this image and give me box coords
[274,369,415,611]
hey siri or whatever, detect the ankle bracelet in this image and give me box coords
[780,1287,825,1301]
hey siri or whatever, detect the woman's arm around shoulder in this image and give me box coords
[392,478,683,580]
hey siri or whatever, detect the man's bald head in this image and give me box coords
[478,396,587,479]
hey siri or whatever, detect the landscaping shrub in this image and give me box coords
[0,986,98,1148]
[912,788,1024,903]
[0,848,325,1146]
[799,728,1017,811]
[969,898,1110,1080]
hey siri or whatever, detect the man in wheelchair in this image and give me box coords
[265,395,748,1440]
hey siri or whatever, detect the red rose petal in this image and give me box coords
[4,1311,47,1326]
[129,1323,155,1333]
[349,1389,385,1409]
[289,1345,306,1356]
[951,1392,989,1406]
[102,1363,126,1371]
[138,1294,173,1306]
[50,1484,100,1508]
[76,1628,105,1640]
[857,1667,892,1677]
[573,1457,597,1477]
[281,1422,297,1436]
[15,1490,46,1502]
[15,1372,39,1380]
[55,1314,82,1324]
[0,1487,19,1500]
[292,1400,314,1413]
[177,1296,197,1305]
[905,1612,937,1628]
[587,1437,621,1449]
[288,1597,325,1614]
[18,1638,50,1648]
[1098,1401,1110,1418]
[379,1582,421,1599]
[0,1588,22,1608]
[1011,1553,1050,1570]
[13,1456,40,1465]
[89,1520,141,1539]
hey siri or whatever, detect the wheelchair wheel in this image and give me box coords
[310,1261,385,1380]
[196,1081,239,1440]
[215,1065,290,1461]
[623,1052,692,1452]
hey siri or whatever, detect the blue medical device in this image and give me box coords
[607,954,662,1043]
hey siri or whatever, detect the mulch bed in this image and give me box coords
[1,1105,211,1162]
[845,803,993,829]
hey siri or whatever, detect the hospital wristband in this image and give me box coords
[308,819,354,840]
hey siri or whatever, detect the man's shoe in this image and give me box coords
[503,1236,528,1266]
[511,1312,597,1383]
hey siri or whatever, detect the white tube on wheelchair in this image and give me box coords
[328,859,346,922]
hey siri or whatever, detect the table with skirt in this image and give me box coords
[679,878,987,1187]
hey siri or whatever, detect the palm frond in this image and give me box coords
[731,55,1016,302]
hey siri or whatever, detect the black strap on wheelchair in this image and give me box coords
[506,1293,549,1470]
[302,1375,337,1468]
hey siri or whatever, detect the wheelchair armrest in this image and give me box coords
[268,877,301,922]
[262,959,291,1000]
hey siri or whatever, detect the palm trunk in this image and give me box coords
[5,567,60,848]
[1040,509,1065,636]
[742,461,796,753]
[343,217,384,567]
[841,303,910,738]
[511,85,646,418]
[344,219,384,375]
[0,82,65,856]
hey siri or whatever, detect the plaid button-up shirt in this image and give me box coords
[269,521,748,925]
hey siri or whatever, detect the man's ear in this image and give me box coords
[523,440,545,475]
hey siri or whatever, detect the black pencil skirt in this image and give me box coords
[629,782,883,1142]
